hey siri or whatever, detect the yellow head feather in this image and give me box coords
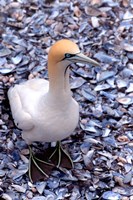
[48,39,80,64]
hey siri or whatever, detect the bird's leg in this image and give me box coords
[49,141,74,169]
[28,145,54,183]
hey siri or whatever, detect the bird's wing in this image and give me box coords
[8,86,34,131]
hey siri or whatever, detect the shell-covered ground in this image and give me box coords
[0,0,133,199]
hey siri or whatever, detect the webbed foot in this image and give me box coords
[28,142,73,182]
[48,141,74,169]
[28,146,54,183]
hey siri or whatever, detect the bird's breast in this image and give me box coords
[23,98,79,143]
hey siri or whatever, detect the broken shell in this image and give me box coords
[116,79,128,89]
[12,184,26,193]
[94,84,111,91]
[32,197,46,200]
[0,169,6,177]
[1,193,12,200]
[8,164,28,180]
[7,140,14,150]
[82,89,96,102]
[0,47,11,57]
[11,53,23,65]
[36,182,46,194]
[0,67,16,75]
[1,1,133,198]
[123,10,133,20]
[91,16,99,28]
[126,83,133,93]
[101,191,121,200]
[116,96,133,105]
[96,71,116,82]
[102,128,111,137]
[94,52,119,63]
[80,142,91,154]
[71,77,86,89]
[83,150,94,167]
[122,43,133,52]
[123,170,132,184]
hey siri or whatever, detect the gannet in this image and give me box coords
[8,39,99,182]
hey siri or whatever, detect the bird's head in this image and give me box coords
[48,39,99,68]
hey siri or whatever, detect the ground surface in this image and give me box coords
[0,0,133,199]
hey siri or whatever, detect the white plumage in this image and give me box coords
[8,39,99,181]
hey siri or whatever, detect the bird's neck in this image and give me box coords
[48,62,72,100]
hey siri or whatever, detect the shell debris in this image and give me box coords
[0,0,133,199]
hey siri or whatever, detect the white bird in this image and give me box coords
[8,39,99,182]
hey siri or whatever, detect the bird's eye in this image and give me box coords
[65,53,72,58]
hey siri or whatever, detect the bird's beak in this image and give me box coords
[68,52,100,66]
